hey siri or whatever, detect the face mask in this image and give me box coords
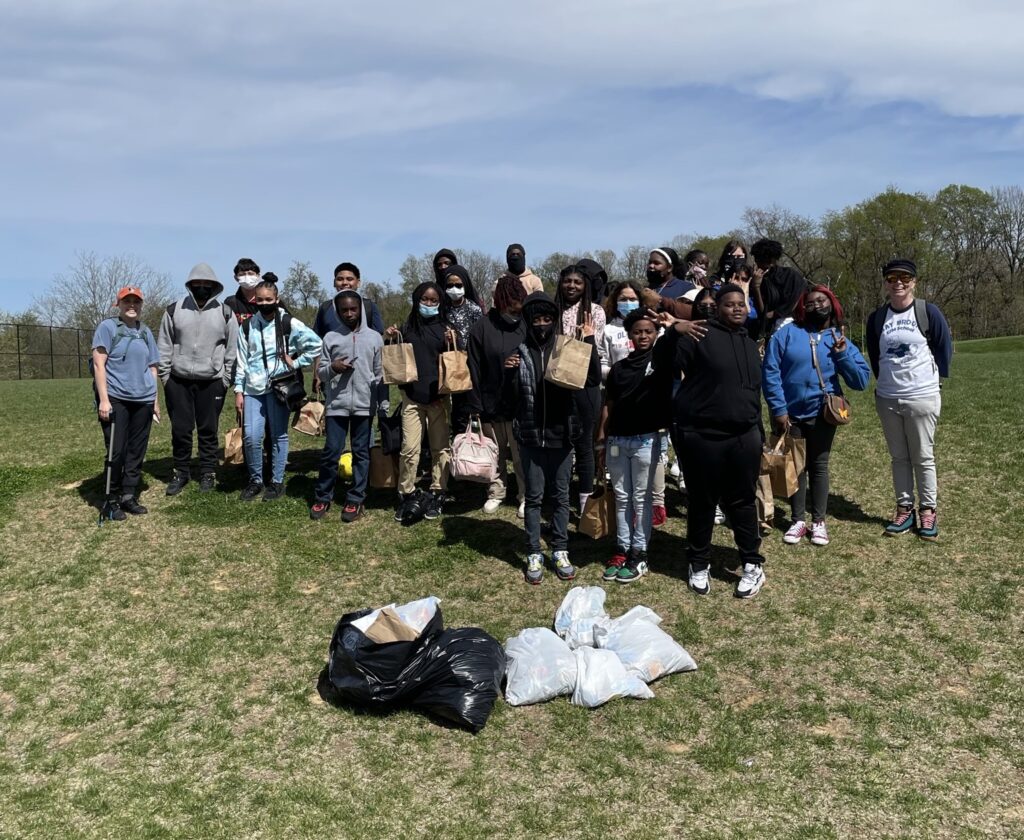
[646,268,665,285]
[192,287,212,306]
[804,308,831,330]
[507,255,526,275]
[617,300,640,318]
[446,287,465,301]
[691,265,707,282]
[531,325,553,344]
[257,303,278,318]
[419,303,440,318]
[697,305,716,320]
[238,275,260,290]
[500,312,521,326]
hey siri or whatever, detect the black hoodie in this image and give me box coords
[673,319,763,436]
[400,281,448,405]
[504,292,600,447]
[467,307,527,421]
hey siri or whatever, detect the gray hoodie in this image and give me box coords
[157,262,238,386]
[317,293,384,416]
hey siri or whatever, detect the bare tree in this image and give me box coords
[992,185,1024,303]
[742,205,826,279]
[281,260,325,321]
[613,245,650,283]
[34,251,173,332]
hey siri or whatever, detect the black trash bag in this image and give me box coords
[378,406,403,456]
[402,628,507,733]
[327,605,445,705]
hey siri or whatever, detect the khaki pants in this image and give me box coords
[399,399,451,494]
[482,420,524,503]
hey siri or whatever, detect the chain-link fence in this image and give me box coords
[0,322,93,380]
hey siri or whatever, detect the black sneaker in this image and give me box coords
[262,482,285,501]
[424,490,444,520]
[102,498,127,521]
[165,471,190,496]
[617,549,649,584]
[240,480,263,502]
[395,494,410,522]
[198,472,216,492]
[120,496,148,515]
[341,503,364,523]
[310,501,331,520]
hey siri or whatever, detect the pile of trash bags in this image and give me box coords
[325,596,506,733]
[505,587,697,708]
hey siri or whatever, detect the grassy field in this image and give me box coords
[1,337,1023,839]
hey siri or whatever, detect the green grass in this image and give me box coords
[2,343,1024,838]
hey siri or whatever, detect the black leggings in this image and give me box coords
[572,386,601,496]
[680,427,765,570]
[100,398,155,498]
[788,417,837,522]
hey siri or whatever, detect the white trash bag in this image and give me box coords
[593,607,697,684]
[503,628,578,706]
[554,586,609,650]
[570,646,653,708]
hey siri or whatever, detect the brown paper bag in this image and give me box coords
[437,335,472,394]
[544,332,591,391]
[763,433,805,499]
[382,331,418,385]
[292,399,325,436]
[364,607,420,643]
[369,445,399,489]
[579,484,616,540]
[755,473,775,534]
[223,426,244,465]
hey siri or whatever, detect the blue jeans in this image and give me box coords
[607,433,660,552]
[243,393,290,485]
[520,445,573,553]
[315,414,372,505]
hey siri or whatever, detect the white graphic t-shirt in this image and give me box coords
[876,304,939,399]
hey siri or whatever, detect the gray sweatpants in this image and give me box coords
[875,393,941,510]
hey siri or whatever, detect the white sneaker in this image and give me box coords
[810,520,830,546]
[688,564,710,596]
[714,506,727,525]
[783,521,808,544]
[735,563,765,599]
[483,498,502,515]
[517,500,525,519]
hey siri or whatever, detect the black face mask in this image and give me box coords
[697,304,716,320]
[804,308,831,330]
[257,303,278,318]
[501,312,521,327]
[646,268,666,286]
[507,255,526,275]
[192,288,212,307]
[531,324,553,344]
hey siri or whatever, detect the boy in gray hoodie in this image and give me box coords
[157,263,238,494]
[310,290,383,522]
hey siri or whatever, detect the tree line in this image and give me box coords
[7,182,1023,344]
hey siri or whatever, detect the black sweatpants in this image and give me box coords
[100,398,155,498]
[572,386,601,496]
[680,426,765,570]
[788,417,837,522]
[164,375,227,474]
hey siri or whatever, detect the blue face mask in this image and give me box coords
[617,300,640,318]
[419,303,440,318]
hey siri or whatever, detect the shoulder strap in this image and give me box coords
[809,334,827,394]
[222,302,232,323]
[242,318,251,339]
[914,298,929,337]
[165,302,177,318]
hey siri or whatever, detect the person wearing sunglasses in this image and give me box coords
[866,259,952,541]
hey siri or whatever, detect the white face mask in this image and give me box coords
[446,287,465,301]
[237,274,260,290]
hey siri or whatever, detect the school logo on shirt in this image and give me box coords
[886,343,912,359]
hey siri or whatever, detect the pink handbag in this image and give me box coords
[450,420,499,484]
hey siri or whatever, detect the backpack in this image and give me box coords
[869,298,929,341]
[89,319,157,404]
[165,300,233,329]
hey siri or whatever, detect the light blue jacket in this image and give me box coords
[762,322,870,420]
[233,312,322,396]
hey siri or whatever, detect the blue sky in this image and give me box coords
[3,0,1023,314]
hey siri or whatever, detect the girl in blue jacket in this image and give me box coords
[762,286,870,547]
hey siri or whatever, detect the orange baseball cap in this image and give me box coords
[115,286,144,303]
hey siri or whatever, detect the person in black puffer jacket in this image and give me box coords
[667,283,768,600]
[503,292,600,585]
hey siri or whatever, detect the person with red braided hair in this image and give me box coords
[467,272,529,517]
[762,285,870,547]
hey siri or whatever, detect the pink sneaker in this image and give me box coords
[652,505,667,528]
[783,521,808,544]
[810,520,830,546]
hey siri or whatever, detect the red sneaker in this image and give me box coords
[652,505,667,528]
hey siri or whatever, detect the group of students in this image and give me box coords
[91,242,952,600]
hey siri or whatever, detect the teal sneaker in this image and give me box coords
[617,550,649,584]
[551,550,577,581]
[918,508,938,542]
[884,506,916,536]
